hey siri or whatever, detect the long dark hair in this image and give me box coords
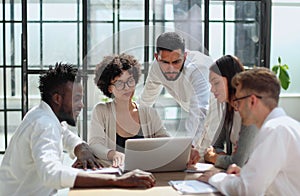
[210,55,244,135]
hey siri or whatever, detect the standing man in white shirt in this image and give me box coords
[198,68,300,195]
[0,63,155,196]
[139,32,213,151]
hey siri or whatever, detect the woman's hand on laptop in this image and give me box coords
[108,150,125,167]
[115,169,156,188]
[187,147,201,166]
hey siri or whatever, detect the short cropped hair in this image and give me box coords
[94,53,141,98]
[232,67,281,109]
[156,32,185,54]
[39,62,80,104]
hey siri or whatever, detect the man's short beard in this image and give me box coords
[162,71,181,81]
[65,118,76,126]
[58,109,76,126]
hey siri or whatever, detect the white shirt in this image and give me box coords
[195,97,224,155]
[0,101,82,196]
[209,107,300,195]
[139,50,213,145]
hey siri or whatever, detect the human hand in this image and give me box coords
[72,143,102,170]
[226,164,240,176]
[115,169,156,188]
[112,151,125,167]
[204,146,217,164]
[197,170,220,183]
[187,147,201,167]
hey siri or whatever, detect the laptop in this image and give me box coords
[122,137,192,172]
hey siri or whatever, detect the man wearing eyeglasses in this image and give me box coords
[139,32,214,161]
[198,68,300,195]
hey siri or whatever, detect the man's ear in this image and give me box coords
[154,53,159,60]
[184,51,188,60]
[108,86,113,94]
[52,93,62,106]
[250,95,257,106]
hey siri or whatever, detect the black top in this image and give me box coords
[116,128,144,153]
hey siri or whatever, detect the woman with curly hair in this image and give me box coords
[88,53,170,167]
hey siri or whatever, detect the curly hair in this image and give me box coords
[94,53,141,98]
[39,62,80,104]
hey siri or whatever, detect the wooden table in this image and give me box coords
[69,171,222,196]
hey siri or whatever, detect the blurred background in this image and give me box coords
[0,0,299,153]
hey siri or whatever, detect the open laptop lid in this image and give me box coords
[123,137,192,172]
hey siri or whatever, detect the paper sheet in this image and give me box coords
[169,180,218,194]
[185,163,214,173]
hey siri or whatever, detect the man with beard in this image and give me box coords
[0,63,155,196]
[139,32,213,160]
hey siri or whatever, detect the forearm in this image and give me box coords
[88,105,111,160]
[74,173,117,188]
[62,124,83,158]
[215,154,233,169]
[185,106,207,145]
[75,169,156,188]
[215,143,251,169]
[89,143,111,160]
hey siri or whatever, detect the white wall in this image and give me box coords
[271,1,300,122]
[279,95,300,121]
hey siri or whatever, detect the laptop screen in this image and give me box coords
[123,137,192,172]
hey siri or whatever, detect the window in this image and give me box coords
[270,0,300,94]
[0,0,271,152]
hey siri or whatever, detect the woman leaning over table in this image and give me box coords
[203,55,258,169]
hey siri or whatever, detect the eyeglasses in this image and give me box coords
[232,94,262,109]
[233,94,262,102]
[112,77,136,90]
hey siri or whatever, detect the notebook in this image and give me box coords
[122,137,192,172]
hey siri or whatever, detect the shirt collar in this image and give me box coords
[262,107,286,127]
[39,100,62,127]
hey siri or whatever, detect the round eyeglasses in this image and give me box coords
[112,77,136,90]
